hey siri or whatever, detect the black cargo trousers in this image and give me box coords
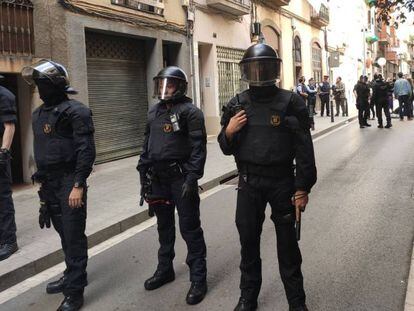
[0,156,16,245]
[40,171,88,296]
[236,173,305,308]
[150,163,207,283]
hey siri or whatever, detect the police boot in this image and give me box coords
[144,270,175,291]
[186,281,207,305]
[377,123,384,128]
[289,304,309,311]
[0,242,18,261]
[46,276,66,294]
[385,123,392,128]
[364,122,371,127]
[234,297,258,311]
[57,294,83,311]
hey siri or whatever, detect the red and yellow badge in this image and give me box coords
[163,123,173,133]
[270,115,281,127]
[43,123,52,134]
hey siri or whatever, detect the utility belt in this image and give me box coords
[150,161,185,181]
[32,162,76,184]
[238,162,294,178]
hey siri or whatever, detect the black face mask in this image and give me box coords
[35,79,66,106]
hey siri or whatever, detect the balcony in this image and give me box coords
[311,4,330,27]
[385,50,397,63]
[378,30,391,45]
[265,0,290,8]
[206,0,250,16]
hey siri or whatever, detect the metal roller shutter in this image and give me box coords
[86,32,148,163]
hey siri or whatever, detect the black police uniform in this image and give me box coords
[137,96,207,283]
[372,80,391,127]
[354,81,370,127]
[32,93,95,296]
[218,85,317,308]
[0,85,17,247]
[319,81,330,116]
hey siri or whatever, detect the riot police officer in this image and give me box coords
[22,60,96,311]
[137,66,208,305]
[0,74,18,261]
[218,44,317,311]
[372,74,392,128]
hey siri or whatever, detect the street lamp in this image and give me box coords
[378,57,386,76]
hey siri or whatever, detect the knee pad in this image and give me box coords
[272,212,295,226]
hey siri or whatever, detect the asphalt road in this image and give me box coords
[2,118,414,311]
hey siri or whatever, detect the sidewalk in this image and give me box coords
[0,111,357,292]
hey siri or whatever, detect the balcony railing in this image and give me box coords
[378,31,391,44]
[206,0,251,16]
[311,4,329,27]
[266,0,290,8]
[111,0,164,16]
[0,0,34,56]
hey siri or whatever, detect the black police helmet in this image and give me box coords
[239,43,282,86]
[153,66,188,102]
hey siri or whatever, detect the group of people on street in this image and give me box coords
[295,75,349,131]
[1,43,317,311]
[354,72,414,129]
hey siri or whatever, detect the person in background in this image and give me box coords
[353,75,371,128]
[296,77,309,106]
[368,74,377,120]
[334,77,346,117]
[393,72,413,121]
[318,75,331,117]
[372,74,392,128]
[307,78,317,130]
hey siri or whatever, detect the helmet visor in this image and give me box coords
[153,77,186,100]
[240,59,280,86]
[21,60,61,86]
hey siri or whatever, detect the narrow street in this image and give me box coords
[2,119,414,311]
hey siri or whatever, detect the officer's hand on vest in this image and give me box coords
[69,187,84,208]
[181,182,198,199]
[292,190,308,214]
[225,110,247,141]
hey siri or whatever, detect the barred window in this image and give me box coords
[217,46,247,113]
[312,42,322,82]
[294,36,302,64]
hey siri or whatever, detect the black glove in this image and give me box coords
[39,203,51,229]
[139,172,151,207]
[181,181,198,199]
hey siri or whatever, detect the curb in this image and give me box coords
[0,115,356,293]
[404,240,414,311]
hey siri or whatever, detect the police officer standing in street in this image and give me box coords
[0,74,18,261]
[22,60,96,311]
[353,75,371,128]
[218,43,317,311]
[372,74,392,128]
[318,75,331,117]
[137,66,208,305]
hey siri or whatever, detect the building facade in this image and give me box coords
[1,0,191,183]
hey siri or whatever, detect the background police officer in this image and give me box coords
[354,75,371,128]
[372,74,392,128]
[137,66,208,305]
[0,74,18,261]
[22,60,96,311]
[318,75,331,117]
[218,43,317,311]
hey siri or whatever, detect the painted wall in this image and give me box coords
[193,7,251,134]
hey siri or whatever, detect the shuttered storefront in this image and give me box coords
[217,46,246,113]
[86,32,147,163]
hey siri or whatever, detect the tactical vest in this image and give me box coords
[147,102,192,162]
[235,90,295,167]
[320,82,330,94]
[32,101,76,170]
